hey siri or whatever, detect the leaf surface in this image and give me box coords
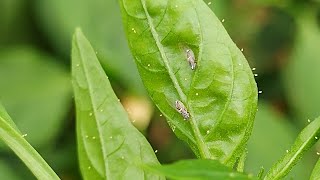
[119,0,258,165]
[72,28,163,179]
[143,159,254,180]
[0,103,59,179]
[264,116,320,179]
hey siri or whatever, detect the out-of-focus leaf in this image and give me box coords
[310,158,320,180]
[0,159,21,180]
[0,47,71,149]
[34,0,144,93]
[143,159,254,180]
[119,0,258,166]
[264,116,320,179]
[72,28,163,179]
[0,103,59,179]
[246,102,314,179]
[282,10,320,126]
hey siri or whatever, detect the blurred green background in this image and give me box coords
[0,0,319,179]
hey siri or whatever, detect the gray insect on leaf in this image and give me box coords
[175,100,190,120]
[186,48,196,70]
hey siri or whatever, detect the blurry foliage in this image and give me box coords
[0,0,319,179]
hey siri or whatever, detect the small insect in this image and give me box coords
[175,100,190,120]
[186,48,196,70]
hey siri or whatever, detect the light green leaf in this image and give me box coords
[34,0,144,93]
[119,0,258,166]
[264,116,320,179]
[72,28,163,180]
[0,103,59,179]
[0,47,71,149]
[246,102,314,179]
[282,9,320,127]
[310,158,320,180]
[143,159,254,180]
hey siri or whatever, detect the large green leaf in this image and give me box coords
[0,47,71,149]
[72,28,163,179]
[34,0,144,93]
[282,9,320,126]
[0,103,59,179]
[143,159,254,180]
[264,116,320,179]
[119,0,258,166]
[310,158,320,180]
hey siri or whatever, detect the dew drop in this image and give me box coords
[159,114,163,117]
[118,99,120,102]
[154,150,158,153]
[147,64,150,67]
[92,136,96,140]
[258,91,263,94]
[252,68,256,71]
[286,150,289,153]
[206,130,210,134]
[85,135,89,138]
[22,134,28,138]
[308,119,311,123]
[208,2,212,5]
[222,19,225,23]
[89,112,93,116]
[184,78,187,81]
[196,93,199,96]
[241,48,244,52]
[317,152,320,156]
[315,136,318,140]
[254,74,258,77]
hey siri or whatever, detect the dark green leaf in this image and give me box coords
[34,0,144,93]
[310,158,320,180]
[72,28,163,180]
[119,0,258,166]
[264,116,320,179]
[143,159,254,180]
[0,47,71,149]
[0,103,59,179]
[282,9,320,127]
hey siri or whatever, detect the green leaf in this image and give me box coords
[72,28,163,180]
[0,103,59,179]
[0,47,71,149]
[282,9,320,127]
[310,158,320,180]
[246,102,314,179]
[264,116,320,179]
[143,159,254,180]
[119,0,258,166]
[34,0,144,93]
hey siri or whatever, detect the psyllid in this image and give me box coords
[186,48,196,70]
[175,100,190,120]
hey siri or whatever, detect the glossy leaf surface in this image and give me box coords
[72,29,163,180]
[143,159,254,180]
[119,0,258,165]
[264,116,320,179]
[0,103,59,179]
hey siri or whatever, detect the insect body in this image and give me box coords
[186,49,196,70]
[175,100,190,120]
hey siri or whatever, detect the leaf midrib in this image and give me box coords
[139,0,210,159]
[76,42,110,179]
